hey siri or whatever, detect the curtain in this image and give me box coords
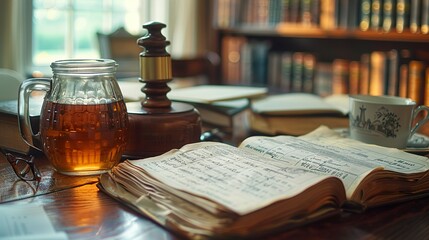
[168,0,211,58]
[0,0,29,76]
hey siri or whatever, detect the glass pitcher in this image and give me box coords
[18,59,128,176]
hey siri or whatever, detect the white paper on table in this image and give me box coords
[0,204,67,240]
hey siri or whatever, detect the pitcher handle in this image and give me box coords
[410,105,429,136]
[18,78,51,151]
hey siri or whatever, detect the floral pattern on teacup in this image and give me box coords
[351,105,401,138]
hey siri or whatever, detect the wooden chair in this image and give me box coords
[97,27,220,84]
[97,27,142,78]
[171,51,220,85]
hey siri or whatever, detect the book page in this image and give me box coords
[251,93,349,115]
[128,142,333,215]
[240,126,429,198]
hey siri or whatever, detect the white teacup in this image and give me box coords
[349,95,429,149]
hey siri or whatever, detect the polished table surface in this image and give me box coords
[2,151,429,240]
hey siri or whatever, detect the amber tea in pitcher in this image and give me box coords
[18,59,128,175]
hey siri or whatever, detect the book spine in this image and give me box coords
[303,53,316,93]
[290,0,301,23]
[332,59,350,94]
[425,67,429,105]
[251,41,271,85]
[291,52,304,92]
[311,0,321,26]
[240,41,253,85]
[398,63,409,97]
[348,0,361,29]
[222,36,247,84]
[421,0,429,33]
[386,49,400,96]
[255,0,270,26]
[267,52,282,91]
[371,0,383,30]
[397,49,412,97]
[382,0,396,32]
[360,0,372,31]
[280,0,292,22]
[369,51,387,96]
[320,0,337,29]
[338,0,350,29]
[314,62,333,97]
[349,61,360,95]
[396,0,410,32]
[410,0,422,33]
[301,0,313,26]
[359,53,371,94]
[280,52,293,92]
[408,60,425,104]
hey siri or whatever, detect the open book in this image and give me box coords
[251,93,349,116]
[97,126,429,239]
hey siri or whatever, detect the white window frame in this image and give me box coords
[27,0,169,76]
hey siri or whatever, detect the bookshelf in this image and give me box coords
[212,0,429,104]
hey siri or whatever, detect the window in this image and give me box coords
[32,0,168,73]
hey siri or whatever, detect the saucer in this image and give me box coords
[333,128,429,155]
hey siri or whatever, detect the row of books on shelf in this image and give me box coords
[222,36,429,105]
[214,0,429,34]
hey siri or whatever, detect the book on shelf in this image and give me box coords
[97,126,429,239]
[348,0,361,29]
[425,67,429,105]
[396,0,411,32]
[0,99,42,155]
[399,63,409,98]
[370,0,383,30]
[280,52,294,92]
[332,59,350,95]
[310,0,321,26]
[369,51,387,96]
[300,0,312,26]
[422,0,429,33]
[359,53,370,94]
[291,52,304,92]
[386,49,400,96]
[302,53,316,93]
[320,0,338,29]
[407,60,426,104]
[221,36,247,85]
[289,0,300,23]
[267,51,282,91]
[348,61,360,95]
[238,40,271,86]
[382,0,395,32]
[313,62,333,97]
[409,0,422,33]
[359,0,371,31]
[338,0,350,29]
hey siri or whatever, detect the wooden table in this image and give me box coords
[2,152,429,240]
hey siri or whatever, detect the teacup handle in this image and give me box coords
[18,78,51,151]
[410,105,429,137]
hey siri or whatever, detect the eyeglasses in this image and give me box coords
[1,148,41,183]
